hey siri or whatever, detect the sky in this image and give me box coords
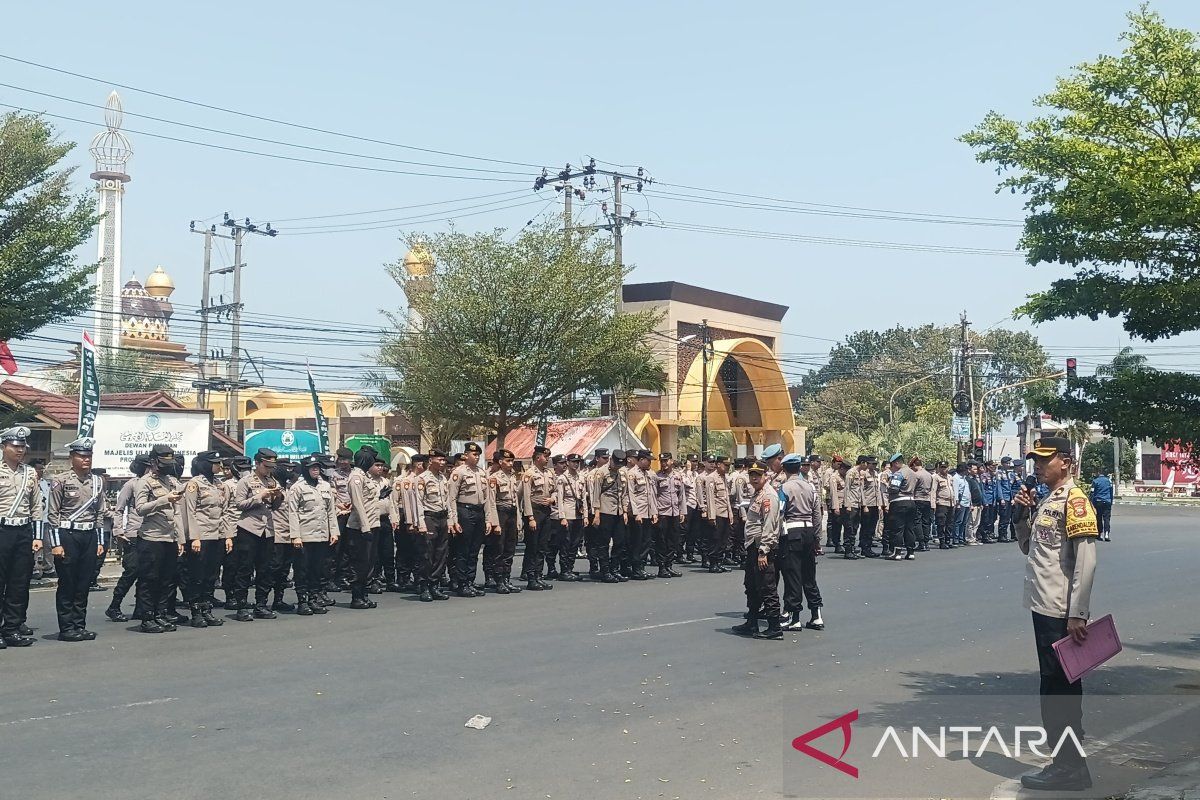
[6,0,1200,396]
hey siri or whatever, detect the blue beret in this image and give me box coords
[761,444,783,459]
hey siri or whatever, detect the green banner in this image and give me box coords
[78,331,100,437]
[344,434,391,464]
[307,361,330,453]
[536,419,548,447]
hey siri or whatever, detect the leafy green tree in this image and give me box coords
[0,113,99,341]
[1080,439,1136,482]
[54,348,174,395]
[964,7,1200,443]
[812,430,865,462]
[677,427,734,458]
[372,221,663,448]
[793,324,1049,438]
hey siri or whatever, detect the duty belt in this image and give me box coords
[783,521,812,529]
[425,509,448,517]
[456,502,484,510]
[0,516,31,526]
[891,494,915,501]
[60,521,96,531]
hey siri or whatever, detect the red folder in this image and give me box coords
[1052,614,1121,683]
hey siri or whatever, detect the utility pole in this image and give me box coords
[189,214,275,438]
[534,159,651,311]
[700,319,711,457]
[956,311,972,462]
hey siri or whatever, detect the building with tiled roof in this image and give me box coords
[484,417,643,460]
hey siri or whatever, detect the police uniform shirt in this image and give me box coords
[181,474,231,542]
[415,471,449,532]
[780,474,820,534]
[701,470,733,521]
[287,479,338,542]
[525,465,555,514]
[744,484,781,551]
[681,469,698,511]
[843,468,866,509]
[0,459,43,532]
[654,468,686,518]
[862,469,884,508]
[112,479,142,540]
[729,469,752,520]
[448,463,492,527]
[555,470,586,521]
[134,473,184,544]
[590,466,628,516]
[826,471,846,512]
[912,467,934,504]
[487,470,526,532]
[46,470,110,547]
[885,465,917,501]
[272,488,293,543]
[625,465,656,520]
[1016,479,1099,620]
[329,467,352,513]
[234,472,283,538]
[372,474,391,524]
[932,473,956,507]
[347,467,381,531]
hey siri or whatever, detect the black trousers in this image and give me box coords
[347,526,377,597]
[373,515,394,582]
[744,544,780,622]
[857,507,880,552]
[887,499,918,551]
[597,512,624,576]
[559,519,582,574]
[1032,611,1086,767]
[980,504,997,539]
[396,526,419,583]
[418,512,449,587]
[0,523,34,636]
[451,504,486,587]
[682,507,701,555]
[54,528,98,633]
[293,540,328,600]
[484,506,518,582]
[656,516,681,567]
[728,517,745,559]
[916,503,933,544]
[706,516,731,563]
[330,513,351,586]
[826,507,844,547]
[185,539,225,606]
[232,529,275,604]
[935,505,954,544]
[91,542,107,586]
[134,539,177,621]
[1094,501,1112,536]
[624,516,648,574]
[110,536,139,607]
[544,514,564,572]
[271,542,293,596]
[521,506,551,579]
[780,529,822,613]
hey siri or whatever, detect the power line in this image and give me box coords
[0,53,545,169]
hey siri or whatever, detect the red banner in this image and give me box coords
[1160,442,1200,486]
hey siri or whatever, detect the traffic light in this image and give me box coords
[973,438,986,460]
[951,390,972,415]
[1066,357,1078,382]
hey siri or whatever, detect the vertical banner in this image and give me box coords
[78,331,100,437]
[307,360,330,453]
[535,418,548,447]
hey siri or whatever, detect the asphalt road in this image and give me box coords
[4,506,1198,800]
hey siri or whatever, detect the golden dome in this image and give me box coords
[144,265,175,297]
[402,247,435,277]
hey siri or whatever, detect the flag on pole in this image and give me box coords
[307,360,330,453]
[0,340,17,375]
[78,331,100,437]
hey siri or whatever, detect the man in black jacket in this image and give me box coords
[966,462,984,546]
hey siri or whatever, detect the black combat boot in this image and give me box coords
[754,619,783,640]
[504,578,522,593]
[419,583,434,602]
[295,593,314,616]
[252,601,276,619]
[201,604,223,626]
[189,604,208,628]
[732,617,759,636]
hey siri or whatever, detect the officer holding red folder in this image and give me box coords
[1012,435,1099,792]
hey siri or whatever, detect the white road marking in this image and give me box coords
[595,616,722,636]
[989,698,1200,799]
[0,697,177,726]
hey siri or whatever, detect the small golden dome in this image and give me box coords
[144,265,175,297]
[402,247,435,277]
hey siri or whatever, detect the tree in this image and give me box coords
[963,7,1200,443]
[793,324,1049,439]
[372,221,663,448]
[54,348,174,395]
[813,422,957,466]
[1080,439,1136,482]
[0,113,99,341]
[677,427,734,458]
[1095,346,1150,378]
[812,430,865,462]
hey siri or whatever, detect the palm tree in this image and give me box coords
[1095,346,1151,378]
[54,349,174,396]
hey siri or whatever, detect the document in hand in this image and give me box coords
[1052,614,1121,683]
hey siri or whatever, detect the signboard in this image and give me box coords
[93,408,211,478]
[1160,442,1199,487]
[244,429,323,459]
[344,434,391,464]
[950,415,972,443]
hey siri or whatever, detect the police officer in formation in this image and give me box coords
[45,437,109,641]
[0,427,42,648]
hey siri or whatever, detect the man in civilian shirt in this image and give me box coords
[952,464,972,547]
[1089,473,1113,542]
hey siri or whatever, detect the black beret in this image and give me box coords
[551,454,566,464]
[410,453,429,464]
[496,448,514,459]
[464,442,482,454]
[429,449,447,458]
[611,449,626,461]
[254,448,278,462]
[533,445,552,457]
[594,448,609,458]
